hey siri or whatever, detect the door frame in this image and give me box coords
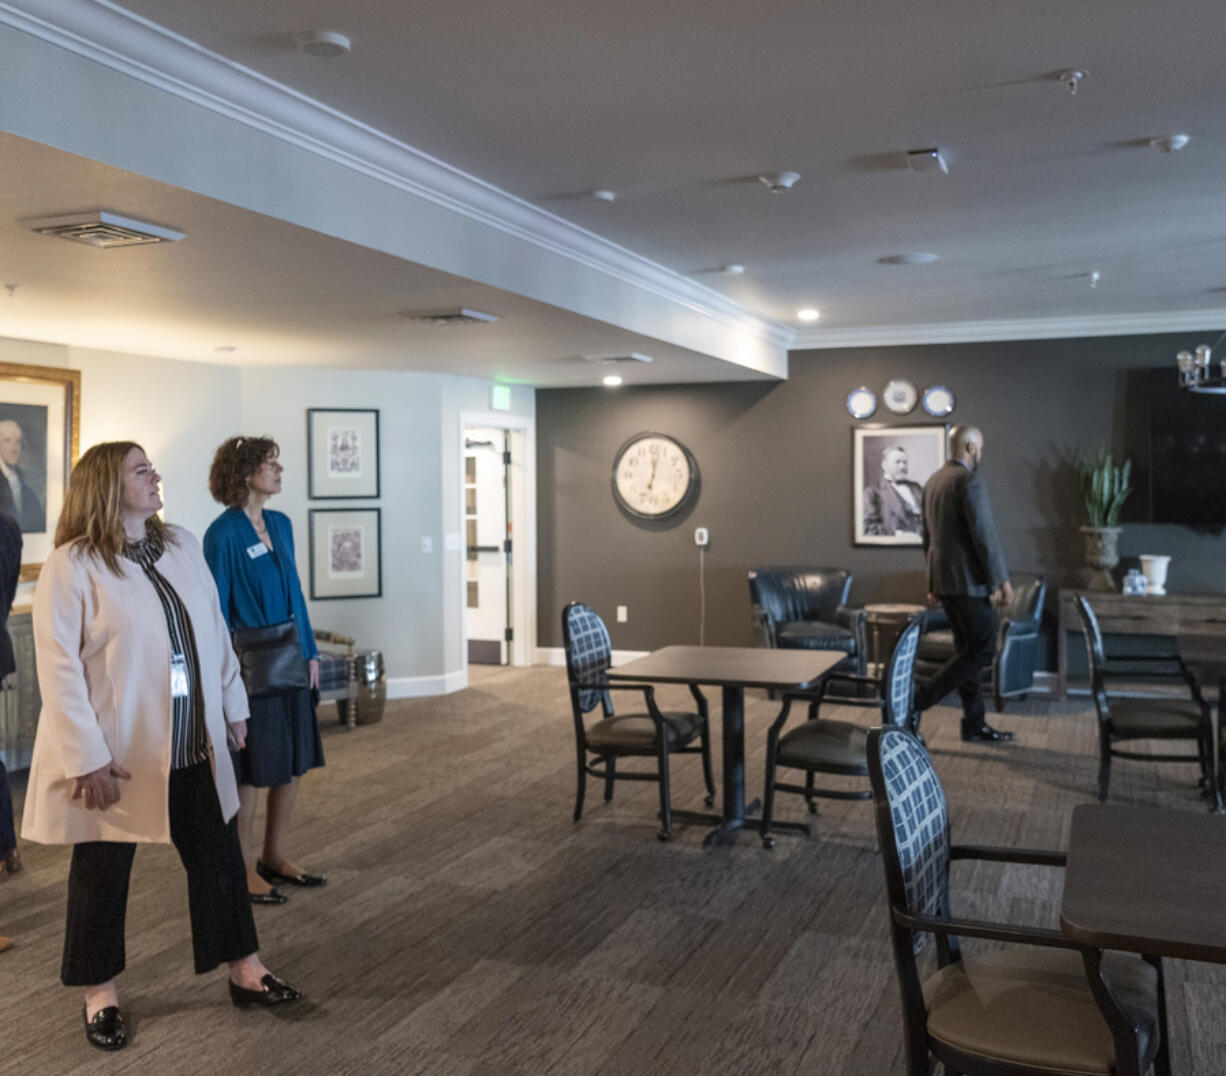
[457,410,535,670]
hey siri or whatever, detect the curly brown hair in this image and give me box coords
[209,435,280,509]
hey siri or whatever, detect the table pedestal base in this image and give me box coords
[700,797,762,847]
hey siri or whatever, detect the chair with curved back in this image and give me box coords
[867,725,1167,1076]
[1073,595,1211,802]
[758,616,923,848]
[562,601,715,841]
[748,567,864,672]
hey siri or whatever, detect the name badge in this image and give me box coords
[170,654,190,698]
[246,542,269,560]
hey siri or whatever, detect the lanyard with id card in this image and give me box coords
[170,654,190,699]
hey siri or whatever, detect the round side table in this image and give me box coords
[863,603,926,673]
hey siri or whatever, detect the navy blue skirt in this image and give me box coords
[230,687,325,788]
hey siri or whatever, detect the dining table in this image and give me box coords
[605,645,846,846]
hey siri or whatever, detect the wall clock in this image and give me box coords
[883,378,918,415]
[612,432,698,519]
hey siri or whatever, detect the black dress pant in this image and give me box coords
[61,759,258,987]
[916,595,997,727]
[0,758,15,857]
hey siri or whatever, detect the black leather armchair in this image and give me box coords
[748,567,864,673]
[915,572,1047,712]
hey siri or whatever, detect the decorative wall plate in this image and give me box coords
[846,386,877,419]
[922,385,956,417]
[883,378,918,415]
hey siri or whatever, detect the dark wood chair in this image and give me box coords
[562,602,715,841]
[759,616,922,848]
[866,725,1167,1076]
[1073,595,1211,802]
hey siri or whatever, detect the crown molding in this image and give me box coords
[790,309,1226,350]
[0,0,791,353]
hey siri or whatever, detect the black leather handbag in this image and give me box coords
[232,619,309,699]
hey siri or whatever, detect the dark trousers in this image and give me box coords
[917,595,997,727]
[0,759,15,857]
[61,759,258,987]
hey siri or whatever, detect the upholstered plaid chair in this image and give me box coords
[562,602,715,841]
[1074,595,1211,802]
[866,725,1166,1076]
[758,616,922,848]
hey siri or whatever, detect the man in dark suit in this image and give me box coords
[915,426,1015,742]
[0,420,44,533]
[863,445,924,537]
[0,510,23,953]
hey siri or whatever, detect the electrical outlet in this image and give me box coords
[616,605,628,623]
[420,535,433,554]
[694,527,709,547]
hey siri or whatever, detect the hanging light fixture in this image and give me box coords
[1176,329,1226,394]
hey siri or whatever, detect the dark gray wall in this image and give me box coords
[537,332,1226,662]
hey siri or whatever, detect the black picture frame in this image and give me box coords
[308,507,382,600]
[307,408,380,499]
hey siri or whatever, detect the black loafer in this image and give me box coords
[962,723,1014,743]
[84,1005,128,1051]
[229,973,303,1008]
[249,887,288,905]
[257,860,327,888]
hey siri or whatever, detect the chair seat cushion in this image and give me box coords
[1110,697,1205,737]
[916,630,955,661]
[316,652,350,692]
[585,711,701,751]
[775,621,857,653]
[777,719,867,772]
[923,947,1157,1075]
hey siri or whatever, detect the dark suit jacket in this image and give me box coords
[0,512,22,679]
[0,467,44,533]
[863,478,924,536]
[921,461,1008,597]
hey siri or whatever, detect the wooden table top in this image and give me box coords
[1060,804,1226,963]
[606,646,845,691]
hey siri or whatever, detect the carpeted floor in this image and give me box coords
[0,666,1223,1075]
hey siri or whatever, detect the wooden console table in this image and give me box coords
[1056,590,1226,699]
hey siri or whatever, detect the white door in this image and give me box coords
[464,428,510,664]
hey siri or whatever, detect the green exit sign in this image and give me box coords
[490,384,512,411]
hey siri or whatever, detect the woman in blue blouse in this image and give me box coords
[204,437,325,905]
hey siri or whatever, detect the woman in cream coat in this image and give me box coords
[22,442,301,1052]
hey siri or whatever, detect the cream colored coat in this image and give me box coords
[21,526,250,845]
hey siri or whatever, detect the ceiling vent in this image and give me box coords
[583,352,654,365]
[400,308,499,325]
[25,211,186,248]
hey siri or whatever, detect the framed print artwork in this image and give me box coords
[0,363,81,580]
[853,424,947,547]
[307,408,380,499]
[309,507,382,599]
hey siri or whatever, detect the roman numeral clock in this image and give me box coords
[611,432,699,519]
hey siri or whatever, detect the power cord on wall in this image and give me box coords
[698,544,706,646]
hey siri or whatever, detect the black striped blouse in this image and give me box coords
[123,531,211,770]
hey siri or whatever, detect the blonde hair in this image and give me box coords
[55,441,175,574]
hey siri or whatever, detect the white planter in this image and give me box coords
[1139,555,1172,596]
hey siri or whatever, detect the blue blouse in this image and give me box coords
[203,507,318,661]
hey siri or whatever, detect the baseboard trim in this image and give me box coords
[386,669,467,698]
[535,646,650,667]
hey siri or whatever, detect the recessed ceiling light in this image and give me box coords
[797,308,820,322]
[294,30,351,57]
[1150,133,1190,153]
[213,345,237,353]
[758,171,801,193]
[879,253,940,266]
[720,264,745,275]
[602,375,623,387]
[585,189,617,202]
[906,149,948,175]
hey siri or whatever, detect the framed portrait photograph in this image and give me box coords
[308,508,382,599]
[853,424,948,546]
[0,363,81,580]
[307,408,380,499]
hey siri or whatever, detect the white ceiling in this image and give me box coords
[2,0,1225,380]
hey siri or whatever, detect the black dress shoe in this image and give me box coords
[84,1005,128,1051]
[257,860,327,887]
[229,973,303,1008]
[962,723,1014,743]
[249,887,288,905]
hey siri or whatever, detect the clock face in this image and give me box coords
[612,433,697,519]
[883,378,918,415]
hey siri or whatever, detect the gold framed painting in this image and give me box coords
[0,363,81,580]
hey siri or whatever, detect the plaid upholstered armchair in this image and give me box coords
[866,726,1166,1076]
[562,602,715,841]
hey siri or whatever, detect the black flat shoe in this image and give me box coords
[229,973,303,1008]
[962,723,1014,743]
[84,1005,128,1051]
[257,860,327,888]
[249,887,288,905]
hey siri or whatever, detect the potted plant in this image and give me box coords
[1078,449,1132,591]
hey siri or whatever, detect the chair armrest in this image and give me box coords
[894,909,1080,950]
[950,844,1066,867]
[751,602,777,648]
[820,672,884,694]
[833,604,863,633]
[920,606,949,632]
[999,615,1040,639]
[314,628,355,648]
